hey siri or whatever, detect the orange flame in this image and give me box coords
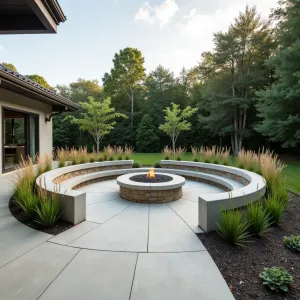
[147,168,155,178]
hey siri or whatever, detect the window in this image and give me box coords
[2,108,39,172]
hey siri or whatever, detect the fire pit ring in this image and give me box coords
[117,170,185,204]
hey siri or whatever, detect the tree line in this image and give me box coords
[3,0,300,155]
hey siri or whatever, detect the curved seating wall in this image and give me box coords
[161,160,266,232]
[36,161,133,225]
[37,160,266,232]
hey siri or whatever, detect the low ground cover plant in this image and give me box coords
[283,235,300,252]
[132,161,142,168]
[260,266,293,292]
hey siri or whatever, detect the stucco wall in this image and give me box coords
[0,88,53,173]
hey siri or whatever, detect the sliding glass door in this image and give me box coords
[2,108,39,172]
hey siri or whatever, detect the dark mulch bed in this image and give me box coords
[9,198,74,235]
[197,193,300,300]
[130,174,173,183]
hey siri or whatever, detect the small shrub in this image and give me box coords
[246,202,272,236]
[260,267,293,293]
[153,161,162,168]
[217,209,250,246]
[132,161,141,168]
[264,195,286,225]
[283,235,300,252]
[176,157,181,161]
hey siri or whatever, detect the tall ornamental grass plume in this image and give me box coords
[246,202,272,237]
[237,149,260,172]
[191,146,200,162]
[124,145,133,160]
[259,149,286,198]
[35,177,61,228]
[57,148,67,168]
[103,145,115,160]
[115,146,124,160]
[217,209,250,246]
[12,157,39,219]
[197,146,230,164]
[78,146,88,164]
[162,146,172,160]
[264,195,286,225]
[69,148,78,165]
[174,146,186,160]
[37,153,53,176]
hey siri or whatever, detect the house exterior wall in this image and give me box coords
[0,88,53,174]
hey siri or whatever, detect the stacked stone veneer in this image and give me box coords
[120,186,183,204]
[162,164,249,186]
[53,164,130,184]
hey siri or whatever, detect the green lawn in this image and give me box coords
[131,153,300,195]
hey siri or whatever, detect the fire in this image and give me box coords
[146,168,155,178]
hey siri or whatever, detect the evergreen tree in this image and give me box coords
[136,114,160,152]
[256,0,300,147]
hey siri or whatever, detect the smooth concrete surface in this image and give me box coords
[49,221,99,245]
[39,250,137,300]
[0,223,52,267]
[0,174,235,300]
[131,252,234,300]
[0,243,79,300]
[70,204,149,252]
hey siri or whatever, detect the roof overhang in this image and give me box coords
[0,64,79,111]
[0,0,66,34]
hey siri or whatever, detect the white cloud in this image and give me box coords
[134,0,179,26]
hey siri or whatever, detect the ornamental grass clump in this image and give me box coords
[37,153,53,176]
[237,149,260,172]
[191,146,200,161]
[174,146,186,161]
[13,159,39,220]
[78,146,88,164]
[57,148,67,168]
[162,146,172,160]
[124,145,133,160]
[104,145,115,160]
[283,235,300,252]
[69,148,78,165]
[35,178,61,228]
[264,195,286,225]
[246,202,272,237]
[217,209,250,246]
[115,146,123,160]
[153,161,162,168]
[260,267,293,293]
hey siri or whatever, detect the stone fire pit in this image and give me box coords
[117,170,185,204]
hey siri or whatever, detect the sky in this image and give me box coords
[0,0,279,87]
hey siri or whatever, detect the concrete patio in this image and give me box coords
[0,175,235,300]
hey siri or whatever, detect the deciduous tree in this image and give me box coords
[159,103,198,152]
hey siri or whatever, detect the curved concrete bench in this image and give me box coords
[161,160,266,232]
[36,160,133,225]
